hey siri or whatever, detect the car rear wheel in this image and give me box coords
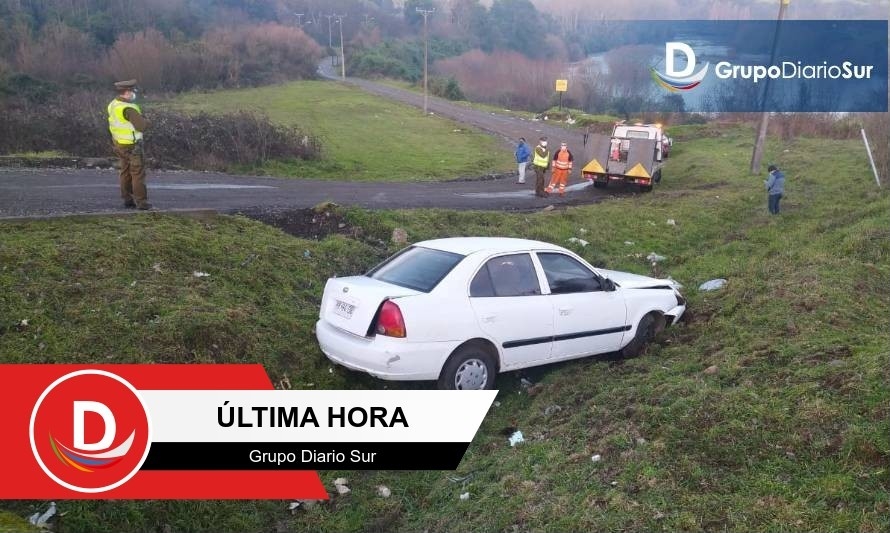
[438,345,496,390]
[620,313,658,358]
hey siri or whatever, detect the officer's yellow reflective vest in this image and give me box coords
[532,147,550,168]
[107,99,143,145]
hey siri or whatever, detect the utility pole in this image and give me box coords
[336,14,346,79]
[750,0,790,174]
[325,14,335,66]
[416,7,435,115]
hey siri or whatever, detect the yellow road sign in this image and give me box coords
[625,163,651,179]
[582,159,605,174]
[555,79,568,92]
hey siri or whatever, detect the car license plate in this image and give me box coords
[333,299,356,319]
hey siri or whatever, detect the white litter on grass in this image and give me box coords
[567,237,589,247]
[699,278,727,291]
[646,253,666,263]
[377,485,392,498]
[192,271,210,278]
[19,319,29,327]
[333,477,350,495]
[28,502,56,527]
[591,454,602,463]
[579,228,588,234]
[460,492,470,501]
[624,241,635,246]
[508,431,525,447]
[666,219,676,226]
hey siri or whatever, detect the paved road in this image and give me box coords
[0,167,605,218]
[0,62,610,219]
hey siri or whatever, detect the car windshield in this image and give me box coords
[367,246,465,293]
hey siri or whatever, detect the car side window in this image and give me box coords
[470,253,540,297]
[537,253,602,294]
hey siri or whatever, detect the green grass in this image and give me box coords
[1,126,887,532]
[168,80,512,181]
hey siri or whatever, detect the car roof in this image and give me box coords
[413,237,567,255]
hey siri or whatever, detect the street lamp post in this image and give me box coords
[750,0,790,174]
[336,14,346,79]
[416,7,435,115]
[325,14,335,66]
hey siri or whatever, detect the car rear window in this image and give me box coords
[367,246,465,293]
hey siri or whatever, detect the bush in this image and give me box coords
[434,49,565,111]
[0,92,322,171]
[347,38,468,82]
[428,77,464,101]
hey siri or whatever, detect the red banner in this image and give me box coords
[0,365,327,500]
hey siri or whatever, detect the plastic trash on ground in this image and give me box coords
[698,278,727,291]
[28,502,56,527]
[508,430,525,447]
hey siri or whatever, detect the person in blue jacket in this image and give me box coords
[515,137,531,184]
[765,164,785,215]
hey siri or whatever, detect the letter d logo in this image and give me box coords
[651,42,709,93]
[666,42,696,78]
[30,370,151,493]
[73,401,116,451]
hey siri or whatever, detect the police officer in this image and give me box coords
[108,79,151,210]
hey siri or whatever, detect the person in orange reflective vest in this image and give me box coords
[545,142,574,196]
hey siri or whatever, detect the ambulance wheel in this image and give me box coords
[654,169,662,183]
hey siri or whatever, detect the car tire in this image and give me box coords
[620,313,657,358]
[653,169,662,183]
[438,344,496,390]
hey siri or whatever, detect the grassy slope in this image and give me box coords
[168,80,512,181]
[1,126,887,532]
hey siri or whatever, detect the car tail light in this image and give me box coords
[376,300,406,338]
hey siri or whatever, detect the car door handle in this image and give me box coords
[558,307,572,316]
[481,315,497,323]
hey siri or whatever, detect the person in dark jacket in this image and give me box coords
[765,164,785,215]
[515,137,531,184]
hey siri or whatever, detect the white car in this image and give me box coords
[315,237,686,390]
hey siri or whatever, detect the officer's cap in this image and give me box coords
[114,79,138,91]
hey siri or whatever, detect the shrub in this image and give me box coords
[434,49,565,111]
[428,76,464,101]
[0,92,322,171]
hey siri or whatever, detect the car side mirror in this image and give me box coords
[602,277,616,292]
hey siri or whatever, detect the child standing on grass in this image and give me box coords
[765,164,785,215]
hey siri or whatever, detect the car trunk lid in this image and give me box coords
[320,276,420,337]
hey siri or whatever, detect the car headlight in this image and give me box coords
[674,291,686,307]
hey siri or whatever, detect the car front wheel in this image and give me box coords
[620,313,658,358]
[438,345,496,390]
